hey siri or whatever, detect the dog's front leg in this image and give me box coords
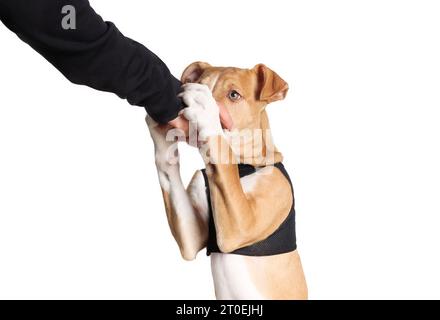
[146,116,207,260]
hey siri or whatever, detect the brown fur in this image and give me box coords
[245,251,308,299]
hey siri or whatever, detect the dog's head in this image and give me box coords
[181,62,288,131]
[181,62,289,165]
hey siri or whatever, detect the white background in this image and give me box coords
[0,0,439,299]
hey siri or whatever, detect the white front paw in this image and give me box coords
[179,84,223,141]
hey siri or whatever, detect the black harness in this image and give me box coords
[201,162,297,256]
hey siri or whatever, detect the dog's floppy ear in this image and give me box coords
[181,61,211,84]
[253,64,289,103]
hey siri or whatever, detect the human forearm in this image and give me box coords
[0,0,182,123]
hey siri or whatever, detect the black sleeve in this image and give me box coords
[0,0,183,123]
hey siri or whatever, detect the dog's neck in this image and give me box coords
[225,111,283,167]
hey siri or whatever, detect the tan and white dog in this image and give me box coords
[146,62,307,300]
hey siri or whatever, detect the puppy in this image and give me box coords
[147,62,307,299]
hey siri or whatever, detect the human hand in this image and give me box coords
[168,114,189,136]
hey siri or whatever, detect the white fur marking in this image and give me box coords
[240,173,259,194]
[179,84,224,140]
[240,166,273,194]
[211,253,264,300]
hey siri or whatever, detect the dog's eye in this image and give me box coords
[228,90,242,101]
